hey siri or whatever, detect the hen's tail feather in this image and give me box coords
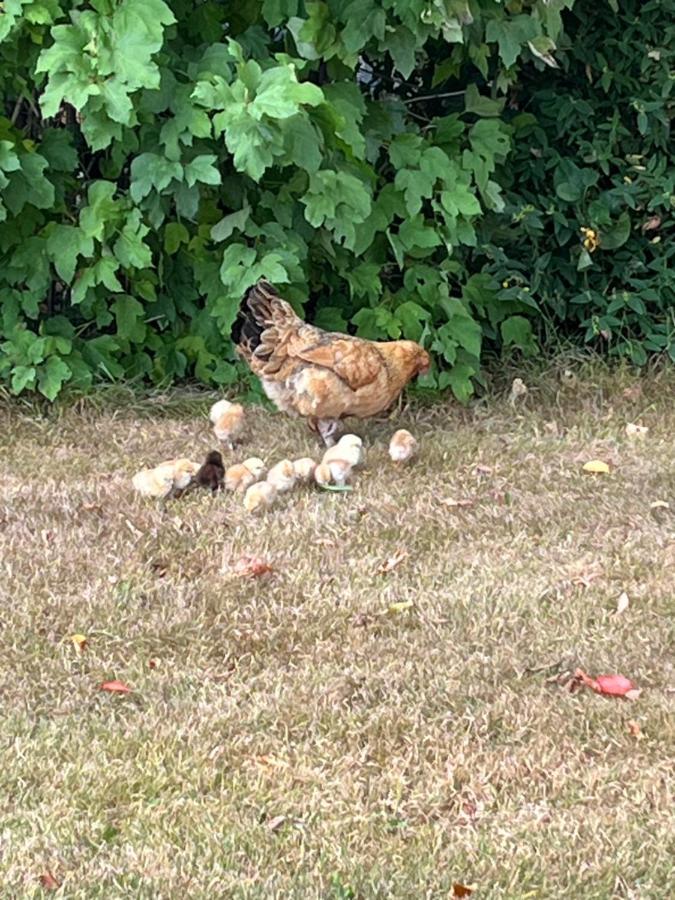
[232,280,300,362]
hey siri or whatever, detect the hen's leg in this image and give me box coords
[317,418,340,447]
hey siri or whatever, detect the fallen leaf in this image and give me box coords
[148,658,158,670]
[378,549,408,574]
[625,422,648,437]
[441,498,474,508]
[474,464,493,476]
[650,500,670,510]
[627,719,643,739]
[622,384,642,401]
[582,459,610,474]
[100,680,132,694]
[615,591,630,615]
[232,555,274,578]
[452,885,475,898]
[641,214,661,232]
[388,600,414,613]
[70,633,87,651]
[574,668,639,699]
[266,814,287,832]
[39,872,60,890]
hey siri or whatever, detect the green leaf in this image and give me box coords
[500,316,537,354]
[114,211,152,269]
[485,15,539,69]
[445,361,476,404]
[395,169,436,217]
[80,181,121,239]
[46,225,95,284]
[601,213,631,250]
[37,356,72,401]
[388,26,417,78]
[11,365,37,395]
[130,153,183,203]
[164,222,190,254]
[184,154,221,188]
[112,294,146,341]
[211,206,251,243]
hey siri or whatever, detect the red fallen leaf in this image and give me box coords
[100,680,132,694]
[39,872,60,890]
[453,884,474,898]
[232,555,274,578]
[148,658,158,670]
[574,668,639,698]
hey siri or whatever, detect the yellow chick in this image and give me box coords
[388,429,418,464]
[314,459,352,487]
[266,459,297,493]
[132,458,200,501]
[243,481,277,514]
[293,457,317,483]
[224,456,266,493]
[209,399,245,449]
[322,434,363,468]
[314,463,332,487]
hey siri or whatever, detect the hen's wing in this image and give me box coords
[236,281,385,392]
[284,333,385,392]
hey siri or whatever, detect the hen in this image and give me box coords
[233,280,430,445]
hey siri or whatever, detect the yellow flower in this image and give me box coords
[580,226,599,253]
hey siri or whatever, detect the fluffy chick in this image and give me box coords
[293,457,317,483]
[132,458,200,501]
[243,481,277,514]
[195,450,225,493]
[388,429,418,464]
[314,459,352,487]
[209,399,245,449]
[224,456,266,493]
[322,434,363,468]
[266,459,297,493]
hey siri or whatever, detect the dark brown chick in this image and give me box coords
[195,450,225,493]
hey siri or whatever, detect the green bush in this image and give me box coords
[0,1,672,403]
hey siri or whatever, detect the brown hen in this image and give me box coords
[233,281,430,445]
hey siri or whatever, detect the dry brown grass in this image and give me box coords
[1,364,674,898]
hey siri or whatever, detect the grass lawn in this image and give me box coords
[1,363,674,898]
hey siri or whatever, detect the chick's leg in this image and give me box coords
[317,418,340,447]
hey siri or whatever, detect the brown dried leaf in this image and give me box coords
[266,814,287,832]
[627,719,643,739]
[641,214,661,233]
[39,872,60,890]
[231,555,274,579]
[452,884,475,898]
[378,549,408,574]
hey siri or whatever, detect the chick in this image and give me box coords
[224,456,266,493]
[132,458,200,502]
[266,459,297,493]
[209,398,245,449]
[243,481,277,514]
[132,466,174,499]
[195,450,225,493]
[314,459,352,487]
[388,429,418,464]
[293,457,317,483]
[322,434,363,468]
